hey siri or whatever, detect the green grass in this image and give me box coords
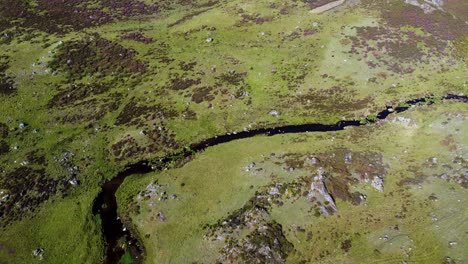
[118,101,468,263]
[0,0,467,263]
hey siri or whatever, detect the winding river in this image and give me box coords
[92,94,467,263]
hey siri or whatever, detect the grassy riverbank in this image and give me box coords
[118,101,467,263]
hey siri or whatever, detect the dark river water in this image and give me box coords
[92,94,467,263]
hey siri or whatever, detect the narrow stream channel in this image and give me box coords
[92,94,467,263]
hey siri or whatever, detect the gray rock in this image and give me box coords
[269,110,279,117]
[157,211,166,222]
[32,248,44,260]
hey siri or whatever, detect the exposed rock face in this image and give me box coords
[371,176,384,192]
[308,168,337,214]
[404,0,444,13]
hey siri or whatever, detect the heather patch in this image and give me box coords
[52,93,122,124]
[0,56,15,96]
[382,3,467,41]
[345,25,456,74]
[115,97,178,126]
[47,82,112,109]
[0,167,72,226]
[0,0,160,34]
[121,31,154,44]
[111,125,179,161]
[48,34,147,80]
[285,86,372,115]
[235,12,274,27]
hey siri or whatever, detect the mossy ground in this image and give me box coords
[0,0,466,263]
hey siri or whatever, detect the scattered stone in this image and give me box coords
[269,186,280,196]
[269,110,279,117]
[306,156,318,165]
[371,176,384,192]
[444,257,456,264]
[344,152,352,164]
[32,248,44,260]
[245,162,256,171]
[157,211,166,222]
[69,176,79,186]
[359,194,367,201]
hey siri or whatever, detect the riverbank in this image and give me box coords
[95,95,467,263]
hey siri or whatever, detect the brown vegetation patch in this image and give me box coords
[219,221,294,263]
[0,123,8,138]
[398,175,427,186]
[317,149,386,180]
[168,76,201,91]
[276,61,311,89]
[341,239,352,252]
[112,125,178,161]
[0,0,160,34]
[215,72,246,86]
[324,177,362,205]
[54,93,122,124]
[26,149,47,165]
[49,34,147,80]
[47,82,112,108]
[0,167,72,225]
[115,97,178,126]
[0,243,16,256]
[179,61,197,72]
[112,136,142,161]
[182,108,197,120]
[345,25,454,74]
[0,141,9,156]
[235,13,273,27]
[0,56,15,96]
[191,86,215,103]
[382,3,467,41]
[121,31,154,44]
[288,86,371,114]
